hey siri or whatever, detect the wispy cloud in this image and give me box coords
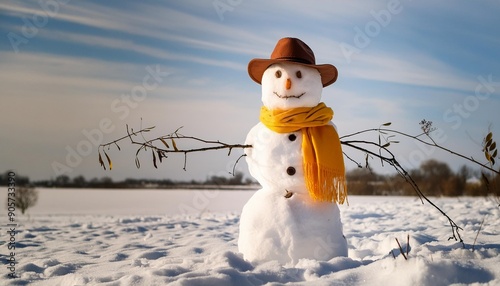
[0,51,163,95]
[342,52,479,91]
[37,30,246,71]
[1,1,270,57]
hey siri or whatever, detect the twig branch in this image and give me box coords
[343,151,362,168]
[395,238,408,260]
[341,139,464,246]
[232,154,247,176]
[341,128,499,175]
[472,215,486,252]
[406,234,410,257]
[99,125,252,173]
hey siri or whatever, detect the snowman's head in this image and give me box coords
[261,62,323,110]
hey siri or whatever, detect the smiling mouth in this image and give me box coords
[273,91,305,99]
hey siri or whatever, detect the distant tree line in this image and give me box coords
[347,159,500,197]
[3,160,499,197]
[0,171,256,189]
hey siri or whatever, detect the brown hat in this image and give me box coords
[248,37,338,87]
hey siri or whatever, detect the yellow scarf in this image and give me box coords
[260,102,347,204]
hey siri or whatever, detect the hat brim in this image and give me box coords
[248,58,338,87]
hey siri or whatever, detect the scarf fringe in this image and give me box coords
[304,165,348,204]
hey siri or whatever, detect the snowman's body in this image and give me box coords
[238,61,348,265]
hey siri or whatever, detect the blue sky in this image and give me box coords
[1,0,499,182]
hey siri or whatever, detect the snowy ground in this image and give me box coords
[1,188,499,285]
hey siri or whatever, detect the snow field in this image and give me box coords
[0,189,499,285]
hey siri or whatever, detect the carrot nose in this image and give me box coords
[285,78,292,90]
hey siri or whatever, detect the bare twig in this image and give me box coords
[406,234,410,257]
[472,216,486,252]
[343,151,362,168]
[340,139,464,246]
[99,125,252,174]
[395,238,408,260]
[341,128,499,175]
[232,154,247,176]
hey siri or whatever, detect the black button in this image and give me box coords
[288,134,297,141]
[286,167,296,176]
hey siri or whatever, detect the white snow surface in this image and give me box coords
[1,188,499,286]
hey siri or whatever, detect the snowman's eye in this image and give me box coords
[296,71,302,78]
[275,70,282,78]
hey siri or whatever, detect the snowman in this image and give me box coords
[238,37,348,265]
